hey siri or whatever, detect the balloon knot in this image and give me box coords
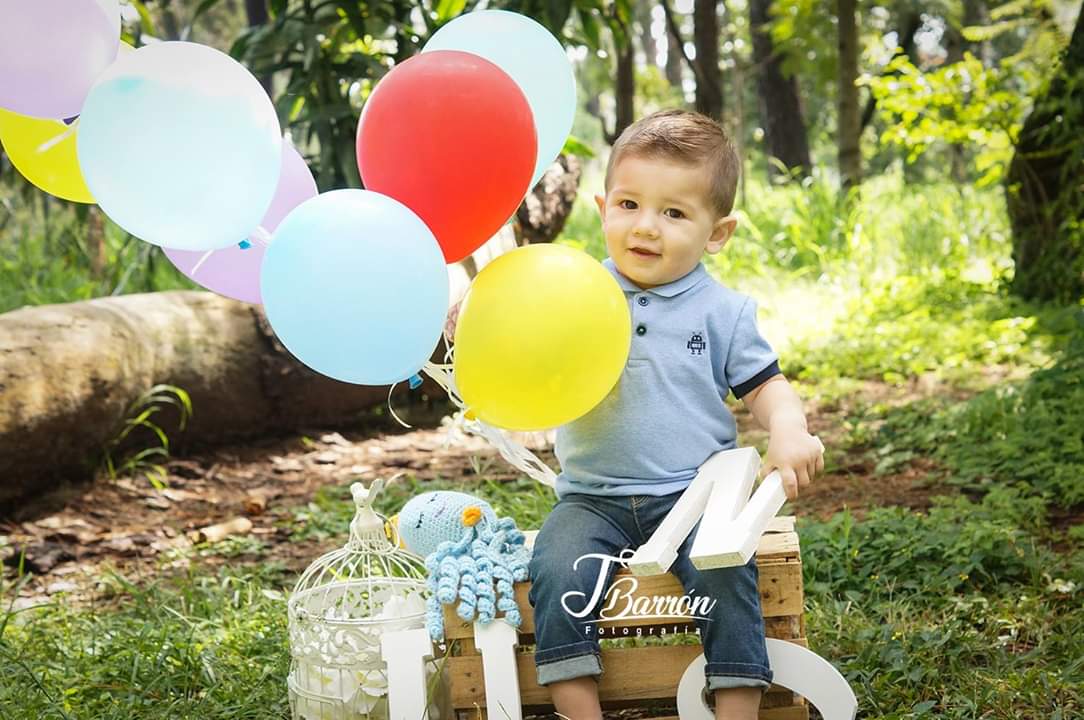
[408,374,423,390]
[238,240,252,250]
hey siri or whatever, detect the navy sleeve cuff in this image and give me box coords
[730,360,782,399]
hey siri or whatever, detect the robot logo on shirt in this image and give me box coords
[687,332,706,356]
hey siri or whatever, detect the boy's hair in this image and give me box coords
[605,109,740,216]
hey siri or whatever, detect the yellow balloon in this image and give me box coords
[0,108,94,203]
[454,244,631,431]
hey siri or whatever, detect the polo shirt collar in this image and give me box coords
[602,257,709,297]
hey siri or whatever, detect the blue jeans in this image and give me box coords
[528,491,773,691]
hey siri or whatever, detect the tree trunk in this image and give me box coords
[613,35,636,141]
[666,18,685,86]
[721,0,747,205]
[693,0,723,119]
[638,0,660,71]
[749,0,811,179]
[0,293,400,511]
[516,154,583,245]
[836,0,861,190]
[1005,11,1084,303]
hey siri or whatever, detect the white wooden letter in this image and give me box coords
[475,620,524,720]
[676,640,857,720]
[690,470,786,570]
[382,627,435,720]
[629,447,760,575]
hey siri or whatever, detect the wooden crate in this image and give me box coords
[443,516,808,719]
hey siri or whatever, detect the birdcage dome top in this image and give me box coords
[288,479,429,628]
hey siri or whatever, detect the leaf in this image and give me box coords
[190,0,223,27]
[435,0,468,23]
[576,7,600,50]
[962,19,1025,42]
[545,0,574,34]
[127,0,157,36]
[562,135,595,158]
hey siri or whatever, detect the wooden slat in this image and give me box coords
[443,557,803,640]
[764,614,803,640]
[447,640,809,709]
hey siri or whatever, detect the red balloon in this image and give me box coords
[357,50,537,263]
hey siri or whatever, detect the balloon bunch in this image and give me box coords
[1,4,583,390]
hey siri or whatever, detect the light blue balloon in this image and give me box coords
[423,10,576,189]
[261,190,449,386]
[77,42,281,251]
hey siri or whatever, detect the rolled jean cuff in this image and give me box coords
[535,647,603,686]
[705,662,773,690]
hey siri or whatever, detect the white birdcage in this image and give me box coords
[287,478,439,720]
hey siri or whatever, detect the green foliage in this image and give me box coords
[871,331,1084,508]
[787,270,1077,385]
[0,202,194,314]
[865,53,1022,186]
[229,0,410,189]
[288,473,556,542]
[862,0,1069,186]
[801,490,1084,719]
[805,586,1084,718]
[801,486,1057,601]
[103,385,193,490]
[713,170,1011,283]
[0,566,292,718]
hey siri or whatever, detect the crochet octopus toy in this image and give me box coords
[393,491,531,641]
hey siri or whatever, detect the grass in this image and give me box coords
[1,565,293,718]
[0,198,195,314]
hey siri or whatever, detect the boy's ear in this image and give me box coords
[705,214,738,254]
[594,193,606,220]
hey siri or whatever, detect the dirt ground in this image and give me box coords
[1,377,958,609]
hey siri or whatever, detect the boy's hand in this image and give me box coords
[763,424,824,501]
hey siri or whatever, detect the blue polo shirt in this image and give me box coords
[554,258,781,498]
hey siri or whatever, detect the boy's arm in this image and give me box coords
[741,374,824,500]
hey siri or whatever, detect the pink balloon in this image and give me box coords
[0,0,121,118]
[164,143,317,304]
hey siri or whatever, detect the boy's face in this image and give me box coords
[596,154,736,290]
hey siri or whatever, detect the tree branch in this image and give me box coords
[661,0,706,89]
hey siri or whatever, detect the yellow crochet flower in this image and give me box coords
[461,506,483,527]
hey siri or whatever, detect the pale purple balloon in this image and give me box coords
[164,143,317,304]
[0,0,121,119]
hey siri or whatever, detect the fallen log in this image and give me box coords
[0,291,398,511]
[0,155,582,513]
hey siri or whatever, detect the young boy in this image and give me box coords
[527,109,824,720]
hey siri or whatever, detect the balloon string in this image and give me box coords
[387,381,412,429]
[189,249,215,277]
[37,119,78,154]
[250,225,272,247]
[420,360,557,489]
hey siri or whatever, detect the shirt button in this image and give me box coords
[637,296,649,306]
[636,324,647,336]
